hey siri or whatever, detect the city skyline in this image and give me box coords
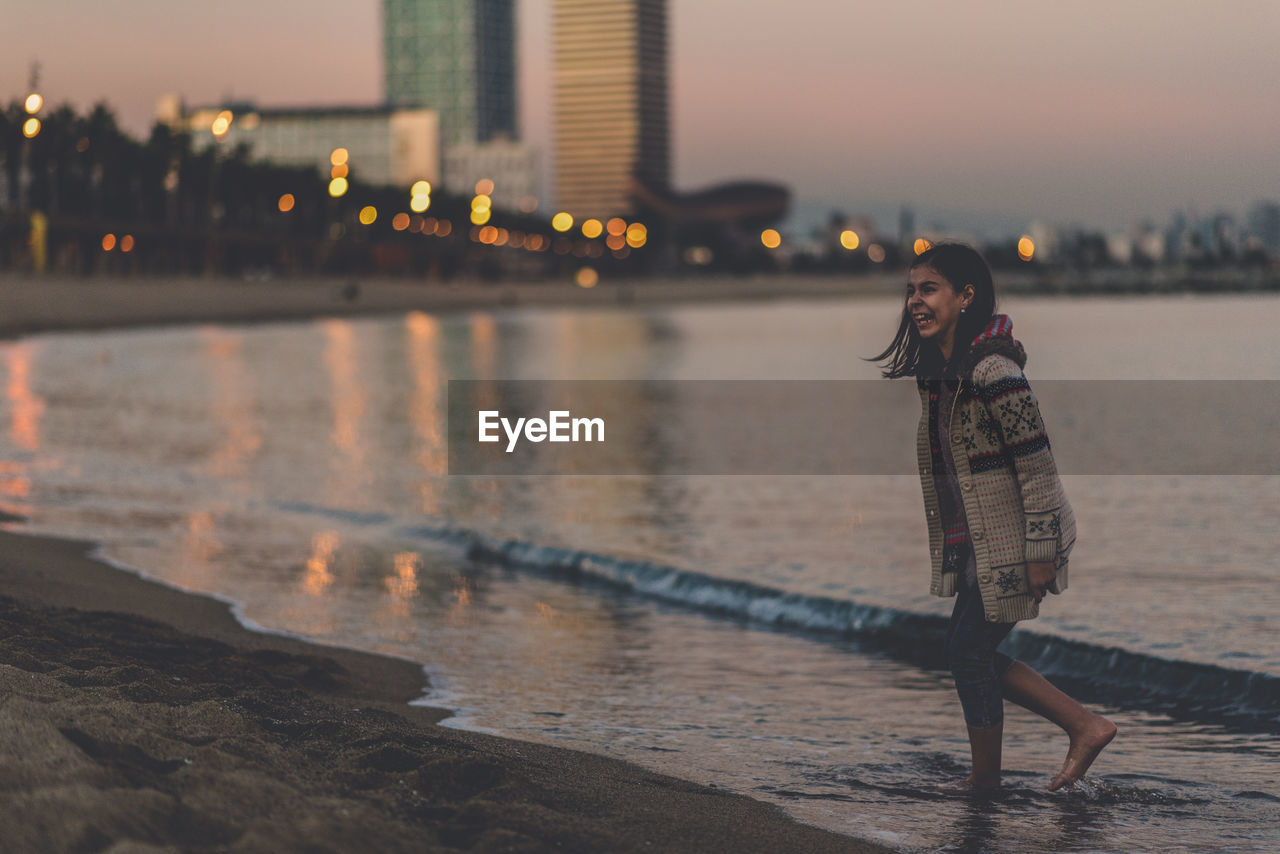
[383,0,517,145]
[6,0,1279,233]
[553,0,669,217]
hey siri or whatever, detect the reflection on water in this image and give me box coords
[0,295,1278,852]
[6,342,43,453]
[198,327,261,482]
[0,342,42,516]
[405,312,446,515]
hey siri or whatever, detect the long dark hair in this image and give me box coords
[869,242,998,379]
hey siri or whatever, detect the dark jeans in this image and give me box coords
[946,575,1018,728]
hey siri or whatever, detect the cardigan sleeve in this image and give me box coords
[972,355,1066,564]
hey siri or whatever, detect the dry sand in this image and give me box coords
[0,272,898,340]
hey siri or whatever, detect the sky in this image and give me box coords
[6,0,1279,236]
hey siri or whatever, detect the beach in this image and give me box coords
[0,272,899,340]
[1,275,1276,853]
[0,526,890,853]
[0,273,908,851]
[3,268,1273,339]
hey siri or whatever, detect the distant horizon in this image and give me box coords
[6,1,1278,236]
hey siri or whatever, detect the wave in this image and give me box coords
[390,521,1280,733]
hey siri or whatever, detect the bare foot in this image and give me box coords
[939,775,1000,793]
[1048,715,1117,791]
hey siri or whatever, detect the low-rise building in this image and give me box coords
[156,95,439,189]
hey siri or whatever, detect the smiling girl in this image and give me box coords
[873,242,1116,791]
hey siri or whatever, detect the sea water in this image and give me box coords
[0,291,1276,852]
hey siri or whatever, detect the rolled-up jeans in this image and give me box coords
[946,569,1018,728]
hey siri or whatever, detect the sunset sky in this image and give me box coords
[6,0,1278,234]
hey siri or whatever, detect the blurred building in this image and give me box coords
[383,0,516,146]
[157,97,439,187]
[1247,201,1280,255]
[382,0,536,203]
[554,0,670,218]
[443,140,538,210]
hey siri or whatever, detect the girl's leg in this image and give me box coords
[963,722,1003,789]
[945,580,1016,789]
[999,661,1117,790]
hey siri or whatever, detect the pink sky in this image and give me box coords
[6,0,1278,231]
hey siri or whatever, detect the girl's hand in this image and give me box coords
[1027,561,1057,603]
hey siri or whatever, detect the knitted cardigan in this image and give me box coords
[916,315,1076,623]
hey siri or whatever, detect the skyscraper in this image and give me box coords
[553,0,670,218]
[383,0,516,146]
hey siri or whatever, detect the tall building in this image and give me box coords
[383,0,517,146]
[553,0,670,218]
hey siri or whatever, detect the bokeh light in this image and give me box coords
[392,213,411,231]
[411,180,431,196]
[471,208,491,225]
[914,238,932,255]
[867,244,886,263]
[120,235,135,253]
[1018,236,1036,262]
[575,267,599,288]
[605,217,626,237]
[24,93,43,114]
[475,179,495,195]
[22,118,40,138]
[605,234,625,251]
[211,116,230,137]
[761,229,782,249]
[330,148,349,166]
[552,212,574,232]
[328,177,349,197]
[278,194,296,213]
[101,233,117,251]
[410,195,430,213]
[359,206,378,226]
[581,219,603,239]
[330,163,349,179]
[626,222,647,248]
[840,230,860,250]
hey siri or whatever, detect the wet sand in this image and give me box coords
[0,528,892,852]
[0,272,898,339]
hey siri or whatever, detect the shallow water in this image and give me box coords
[1,292,1277,851]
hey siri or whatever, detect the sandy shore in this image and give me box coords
[0,271,902,851]
[0,526,892,853]
[0,272,900,339]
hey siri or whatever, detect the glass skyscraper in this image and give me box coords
[554,0,670,218]
[383,0,516,146]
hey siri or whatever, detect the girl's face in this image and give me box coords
[905,264,972,355]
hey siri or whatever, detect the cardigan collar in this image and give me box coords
[954,314,1026,381]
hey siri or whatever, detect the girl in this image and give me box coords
[873,242,1116,791]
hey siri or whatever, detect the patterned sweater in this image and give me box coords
[915,315,1076,623]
